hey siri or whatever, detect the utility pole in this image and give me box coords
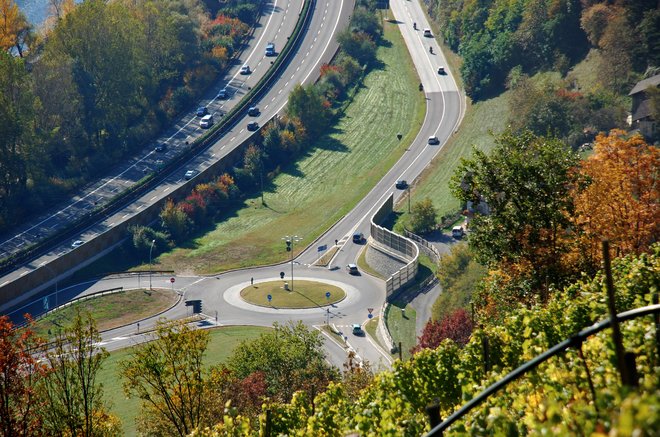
[149,239,156,290]
[283,235,302,291]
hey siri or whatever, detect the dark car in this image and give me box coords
[196,106,208,117]
[352,232,364,243]
[247,106,260,116]
[346,264,359,275]
[395,180,408,189]
[217,89,229,99]
[352,324,363,335]
[247,121,259,131]
[437,66,446,74]
[155,143,167,152]
[428,136,440,145]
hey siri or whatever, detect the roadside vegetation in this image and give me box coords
[0,0,262,233]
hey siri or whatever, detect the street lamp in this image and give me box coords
[282,235,302,291]
[149,239,156,290]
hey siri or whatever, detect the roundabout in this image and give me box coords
[240,279,345,308]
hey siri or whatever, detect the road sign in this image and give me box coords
[325,291,331,299]
[318,244,327,252]
[267,294,272,302]
[170,277,175,283]
[367,308,374,314]
[368,314,373,319]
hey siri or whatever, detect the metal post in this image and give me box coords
[407,186,411,213]
[398,341,402,361]
[426,402,442,432]
[149,239,156,290]
[602,240,629,385]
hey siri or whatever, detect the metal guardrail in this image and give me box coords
[0,0,315,278]
[424,303,660,436]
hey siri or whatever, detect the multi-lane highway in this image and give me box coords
[0,0,354,305]
[4,0,464,369]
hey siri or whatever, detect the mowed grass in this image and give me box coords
[154,20,425,274]
[101,325,270,436]
[386,301,417,360]
[31,289,177,339]
[240,280,345,308]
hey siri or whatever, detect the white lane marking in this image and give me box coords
[164,187,170,192]
[122,214,129,219]
[1,281,8,286]
[150,196,157,201]
[20,271,28,277]
[109,222,114,227]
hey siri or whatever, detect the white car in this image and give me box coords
[71,240,84,248]
[184,170,195,180]
[240,64,251,75]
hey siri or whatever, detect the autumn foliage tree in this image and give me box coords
[570,130,659,269]
[0,316,47,437]
[411,309,473,354]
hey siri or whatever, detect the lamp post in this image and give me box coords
[149,239,156,290]
[282,235,302,291]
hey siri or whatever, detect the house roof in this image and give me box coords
[632,99,653,122]
[629,73,660,96]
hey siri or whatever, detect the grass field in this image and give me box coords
[385,302,417,360]
[31,289,177,339]
[101,325,270,435]
[240,280,345,308]
[148,20,425,275]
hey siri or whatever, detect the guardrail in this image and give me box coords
[0,0,315,279]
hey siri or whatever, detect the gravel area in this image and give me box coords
[364,245,406,278]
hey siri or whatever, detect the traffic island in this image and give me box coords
[240,280,345,309]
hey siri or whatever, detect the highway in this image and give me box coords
[0,0,353,304]
[5,0,464,370]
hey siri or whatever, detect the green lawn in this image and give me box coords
[240,280,345,308]
[31,289,177,340]
[385,302,417,360]
[101,325,270,436]
[152,20,425,275]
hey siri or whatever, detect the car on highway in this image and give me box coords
[240,64,251,75]
[395,180,408,189]
[247,121,259,131]
[437,66,446,74]
[352,323,363,335]
[428,136,440,145]
[423,28,432,37]
[352,232,364,243]
[155,143,167,152]
[346,263,359,275]
[217,88,229,99]
[71,240,84,249]
[196,106,208,117]
[265,42,276,56]
[184,170,195,180]
[247,106,260,116]
[200,114,213,128]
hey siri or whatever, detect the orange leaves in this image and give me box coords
[571,130,659,263]
[0,0,20,51]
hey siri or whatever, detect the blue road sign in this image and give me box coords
[267,294,272,302]
[325,291,331,299]
[368,313,374,319]
[318,244,327,252]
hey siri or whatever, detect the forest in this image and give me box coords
[0,0,261,233]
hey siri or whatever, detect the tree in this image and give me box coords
[160,198,191,242]
[120,320,210,436]
[225,321,338,403]
[0,0,29,56]
[39,309,119,436]
[0,316,47,436]
[570,130,659,269]
[450,130,580,292]
[409,197,437,234]
[286,84,331,137]
[411,309,473,354]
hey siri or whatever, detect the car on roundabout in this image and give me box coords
[352,324,363,335]
[346,263,359,275]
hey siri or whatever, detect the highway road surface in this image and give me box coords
[5,0,464,371]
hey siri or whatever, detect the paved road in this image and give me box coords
[0,0,354,306]
[7,0,465,370]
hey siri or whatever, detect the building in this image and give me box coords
[629,74,660,141]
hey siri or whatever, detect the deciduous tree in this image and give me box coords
[409,197,437,234]
[39,309,119,436]
[120,320,210,436]
[0,316,47,436]
[570,130,659,269]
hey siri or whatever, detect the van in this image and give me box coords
[200,114,213,128]
[452,226,464,238]
[265,42,276,56]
